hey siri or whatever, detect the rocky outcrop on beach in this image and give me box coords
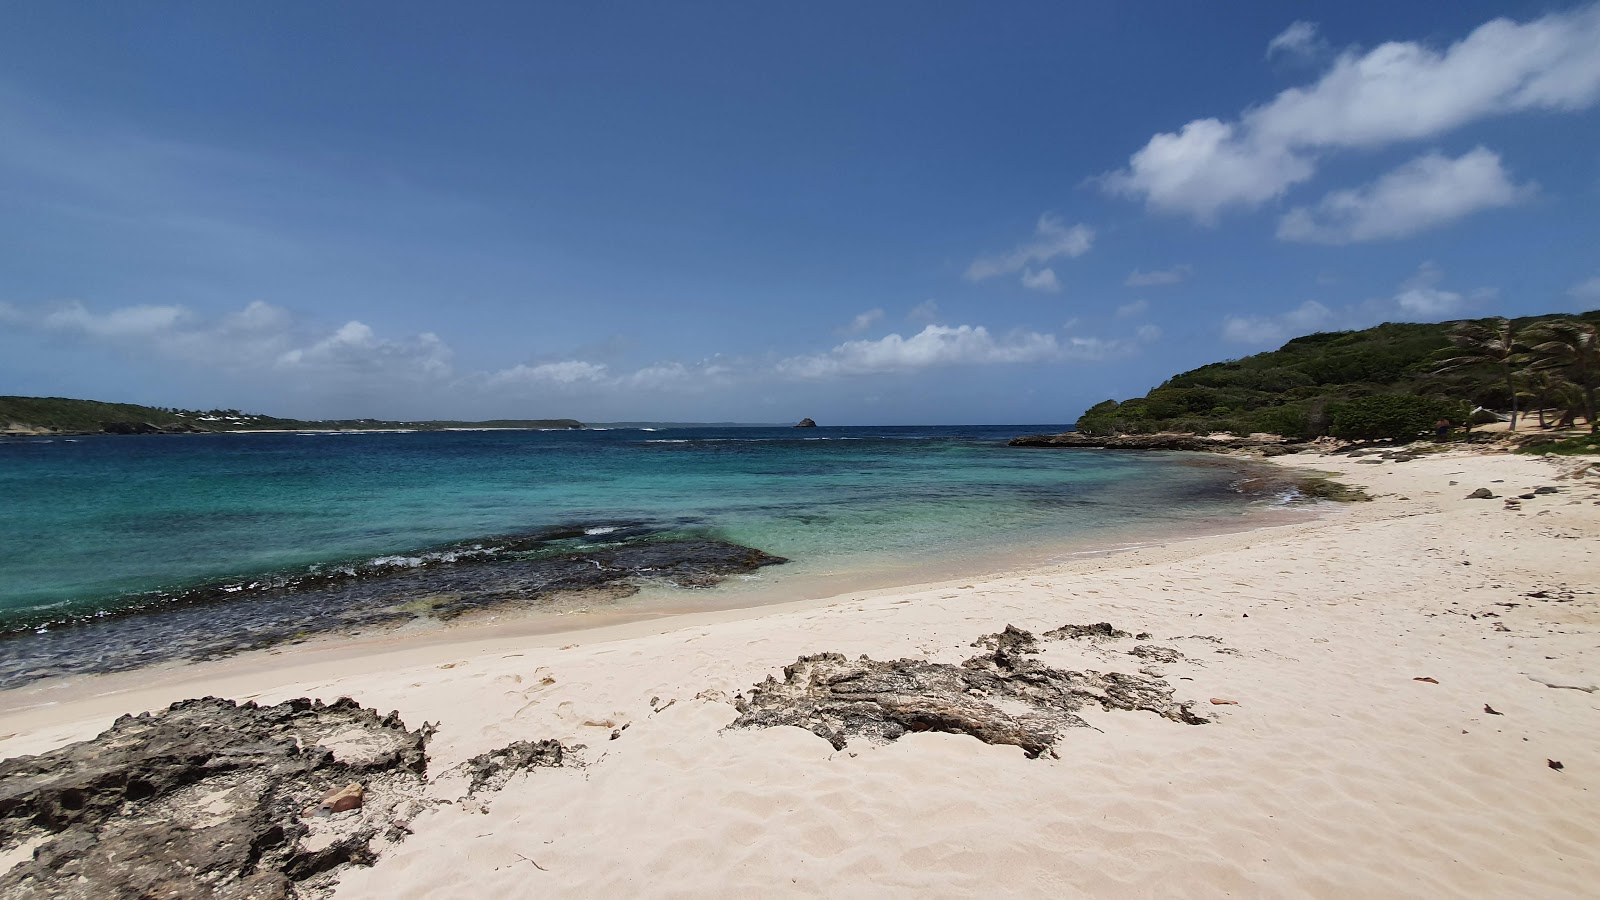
[0,529,788,691]
[0,697,432,899]
[730,626,1207,759]
[1008,431,1300,452]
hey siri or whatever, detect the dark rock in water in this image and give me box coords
[970,624,1041,655]
[1008,432,1296,452]
[0,528,787,690]
[793,418,817,428]
[455,740,567,797]
[0,696,430,899]
[1467,488,1496,499]
[1043,622,1132,641]
[730,630,1206,759]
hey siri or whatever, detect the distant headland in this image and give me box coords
[0,396,583,436]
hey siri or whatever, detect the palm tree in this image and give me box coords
[1436,318,1523,431]
[1523,319,1599,433]
[1516,366,1576,429]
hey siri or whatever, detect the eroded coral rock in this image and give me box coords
[730,628,1206,759]
[0,696,429,899]
[456,740,567,797]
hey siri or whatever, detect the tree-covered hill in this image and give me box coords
[1076,311,1600,439]
[0,396,582,434]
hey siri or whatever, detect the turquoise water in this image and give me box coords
[0,425,1285,684]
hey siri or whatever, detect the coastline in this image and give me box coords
[4,446,1598,896]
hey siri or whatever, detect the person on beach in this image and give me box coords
[1434,418,1452,440]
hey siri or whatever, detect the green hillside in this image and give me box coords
[1075,311,1600,439]
[0,396,582,434]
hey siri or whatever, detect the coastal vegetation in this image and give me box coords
[0,395,582,434]
[1075,312,1600,442]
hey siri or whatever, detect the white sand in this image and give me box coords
[4,448,1599,897]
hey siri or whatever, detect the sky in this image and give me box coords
[1,2,1598,425]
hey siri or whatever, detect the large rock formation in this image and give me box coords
[793,418,817,428]
[0,697,432,899]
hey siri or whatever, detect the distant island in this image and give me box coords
[0,396,583,436]
[794,417,817,428]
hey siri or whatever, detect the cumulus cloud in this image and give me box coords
[777,324,1065,378]
[1222,300,1335,345]
[1116,299,1150,318]
[1125,265,1192,287]
[1267,21,1326,60]
[1105,4,1600,222]
[277,321,453,381]
[1392,261,1468,317]
[1569,275,1600,308]
[1020,268,1061,293]
[1278,147,1532,243]
[966,213,1094,284]
[1220,263,1490,346]
[839,308,885,335]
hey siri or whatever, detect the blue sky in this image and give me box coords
[2,2,1598,424]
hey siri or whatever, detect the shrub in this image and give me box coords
[1329,394,1454,442]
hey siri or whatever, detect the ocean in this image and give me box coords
[0,425,1299,688]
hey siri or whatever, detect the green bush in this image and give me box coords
[1329,395,1453,442]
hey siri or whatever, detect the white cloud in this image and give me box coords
[41,302,187,339]
[1569,275,1600,307]
[840,308,885,335]
[1124,265,1192,287]
[1106,3,1600,222]
[1116,299,1150,318]
[966,213,1094,283]
[777,324,1064,378]
[1102,118,1315,223]
[1278,147,1532,243]
[1020,268,1061,293]
[1136,324,1163,342]
[276,320,453,381]
[1220,263,1490,346]
[907,299,941,323]
[1267,21,1325,60]
[484,360,610,386]
[1221,300,1334,345]
[1391,261,1467,317]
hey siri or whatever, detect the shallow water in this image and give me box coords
[0,425,1295,685]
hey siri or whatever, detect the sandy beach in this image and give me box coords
[4,446,1598,898]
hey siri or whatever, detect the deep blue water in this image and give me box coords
[0,425,1286,684]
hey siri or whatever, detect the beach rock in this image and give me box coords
[1044,622,1132,641]
[317,782,365,814]
[1534,486,1559,494]
[1129,645,1184,664]
[1467,488,1496,499]
[970,624,1041,655]
[454,740,567,797]
[0,696,430,899]
[794,418,817,428]
[730,636,1206,759]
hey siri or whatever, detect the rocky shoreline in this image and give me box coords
[1008,431,1305,454]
